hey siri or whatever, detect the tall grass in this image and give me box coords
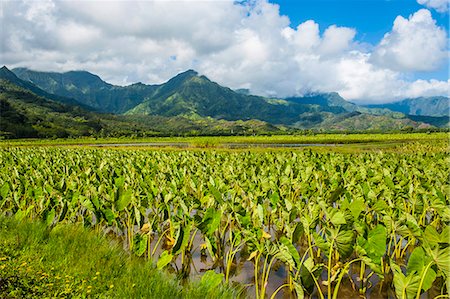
[0,217,237,298]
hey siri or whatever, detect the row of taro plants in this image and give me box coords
[0,146,449,298]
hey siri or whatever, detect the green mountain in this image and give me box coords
[126,70,312,124]
[0,67,281,138]
[14,67,367,125]
[9,66,447,132]
[1,66,90,109]
[0,68,104,138]
[365,97,449,117]
[12,68,157,113]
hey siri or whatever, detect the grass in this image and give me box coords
[0,217,238,299]
[1,132,448,147]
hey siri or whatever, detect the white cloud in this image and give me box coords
[372,9,447,72]
[0,0,448,104]
[417,0,448,12]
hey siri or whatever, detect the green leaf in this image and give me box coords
[313,232,329,255]
[407,247,425,275]
[372,199,388,213]
[292,222,304,244]
[134,234,148,257]
[103,209,115,225]
[173,222,192,255]
[328,186,344,203]
[46,209,55,226]
[329,210,346,226]
[420,266,436,292]
[116,189,132,211]
[293,281,304,299]
[0,183,10,199]
[199,208,221,236]
[391,262,420,299]
[384,176,395,190]
[270,192,280,206]
[334,229,354,258]
[349,197,365,219]
[201,270,224,289]
[430,246,450,274]
[279,236,300,267]
[157,250,173,270]
[366,224,387,260]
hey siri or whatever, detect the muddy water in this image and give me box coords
[136,231,427,299]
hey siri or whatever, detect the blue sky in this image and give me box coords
[271,0,449,80]
[1,0,448,103]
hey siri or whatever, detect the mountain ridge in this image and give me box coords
[365,97,449,117]
[6,66,448,132]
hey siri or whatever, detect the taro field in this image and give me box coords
[0,140,449,298]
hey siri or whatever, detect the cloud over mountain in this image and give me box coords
[1,0,448,104]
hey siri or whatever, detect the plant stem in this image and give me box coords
[328,238,335,298]
[415,262,434,299]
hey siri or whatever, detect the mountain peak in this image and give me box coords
[0,66,20,81]
[171,69,199,81]
[181,69,198,76]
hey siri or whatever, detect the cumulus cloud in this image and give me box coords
[372,9,447,72]
[0,0,448,104]
[417,0,448,12]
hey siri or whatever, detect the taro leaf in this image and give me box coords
[0,182,9,199]
[329,210,346,226]
[134,234,148,257]
[372,199,388,213]
[366,224,387,260]
[116,189,132,211]
[208,183,223,204]
[284,164,292,176]
[201,270,224,289]
[114,176,124,188]
[407,247,426,275]
[103,209,115,225]
[360,255,383,276]
[285,197,293,211]
[440,226,450,244]
[46,209,55,226]
[391,262,420,299]
[406,247,436,291]
[349,197,365,219]
[384,176,395,190]
[205,236,216,257]
[421,267,437,291]
[173,222,192,255]
[405,214,421,237]
[292,222,304,244]
[424,225,450,246]
[328,186,344,204]
[313,232,330,255]
[279,236,300,267]
[293,281,305,299]
[91,196,100,210]
[424,226,440,247]
[429,246,450,274]
[157,250,173,270]
[199,208,221,236]
[270,191,280,206]
[334,229,354,258]
[257,204,264,224]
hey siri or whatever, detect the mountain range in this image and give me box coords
[0,66,448,138]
